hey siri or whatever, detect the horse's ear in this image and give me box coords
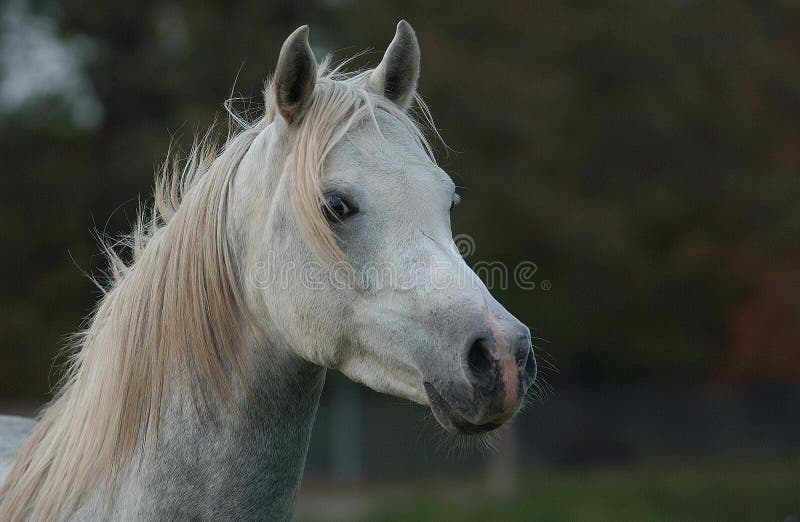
[368,20,420,110]
[274,25,317,125]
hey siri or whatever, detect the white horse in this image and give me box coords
[0,21,536,520]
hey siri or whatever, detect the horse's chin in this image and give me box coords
[424,382,503,435]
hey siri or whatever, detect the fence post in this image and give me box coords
[329,377,363,483]
[487,423,518,495]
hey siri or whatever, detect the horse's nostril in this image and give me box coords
[466,337,496,393]
[523,347,537,384]
[516,341,530,367]
[513,334,535,383]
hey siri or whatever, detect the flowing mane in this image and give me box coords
[0,58,435,521]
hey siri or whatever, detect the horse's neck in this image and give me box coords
[97,349,325,520]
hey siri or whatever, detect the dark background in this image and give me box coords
[1,1,798,519]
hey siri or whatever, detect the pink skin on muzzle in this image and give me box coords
[482,305,519,416]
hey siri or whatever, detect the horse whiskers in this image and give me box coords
[532,343,559,370]
[436,427,499,458]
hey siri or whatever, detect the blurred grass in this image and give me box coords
[357,460,799,522]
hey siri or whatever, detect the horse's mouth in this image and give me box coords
[423,382,502,435]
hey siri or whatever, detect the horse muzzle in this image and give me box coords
[424,330,536,434]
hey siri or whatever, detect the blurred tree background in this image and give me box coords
[2,0,798,399]
[2,1,799,518]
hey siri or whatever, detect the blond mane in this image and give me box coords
[0,58,436,521]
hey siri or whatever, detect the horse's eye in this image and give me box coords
[323,194,357,222]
